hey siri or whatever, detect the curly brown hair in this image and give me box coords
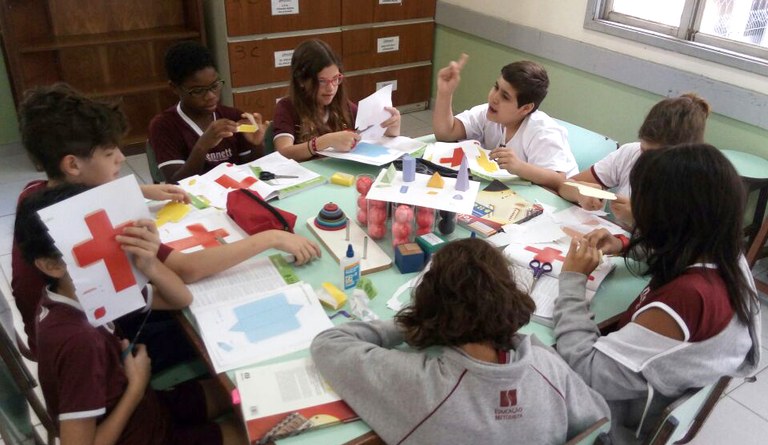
[395,238,535,350]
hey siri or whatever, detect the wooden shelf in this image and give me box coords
[19,26,201,53]
[84,81,170,99]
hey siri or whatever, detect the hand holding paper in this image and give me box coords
[355,84,394,140]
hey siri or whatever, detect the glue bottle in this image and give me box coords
[341,244,361,292]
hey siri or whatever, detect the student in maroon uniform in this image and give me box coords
[15,184,247,445]
[149,40,267,181]
[273,39,401,161]
[554,144,761,443]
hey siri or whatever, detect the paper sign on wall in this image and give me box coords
[37,175,150,326]
[376,80,398,91]
[380,0,402,4]
[271,0,299,16]
[274,50,294,68]
[377,36,400,53]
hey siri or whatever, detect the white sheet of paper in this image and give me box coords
[245,152,323,191]
[423,140,519,182]
[37,175,149,326]
[192,282,333,373]
[157,208,247,253]
[563,182,617,200]
[354,84,393,140]
[319,136,424,166]
[365,167,481,214]
[550,206,627,235]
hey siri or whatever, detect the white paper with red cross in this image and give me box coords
[157,208,246,253]
[37,175,150,326]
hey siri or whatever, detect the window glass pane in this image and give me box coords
[700,0,768,47]
[611,0,686,26]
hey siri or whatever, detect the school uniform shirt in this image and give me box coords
[10,178,174,357]
[589,142,642,197]
[36,288,171,444]
[311,320,609,445]
[553,257,761,443]
[148,103,260,176]
[455,104,579,177]
[272,97,358,144]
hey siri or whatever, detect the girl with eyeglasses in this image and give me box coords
[274,39,401,161]
[149,41,267,182]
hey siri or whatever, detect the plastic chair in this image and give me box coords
[263,121,275,155]
[145,140,166,184]
[0,297,57,445]
[643,376,730,445]
[747,216,768,297]
[721,150,768,249]
[554,119,619,171]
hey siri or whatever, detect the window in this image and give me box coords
[586,0,768,74]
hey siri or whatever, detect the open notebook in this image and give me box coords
[504,241,615,326]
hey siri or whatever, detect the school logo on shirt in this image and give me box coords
[495,389,524,420]
[206,147,233,163]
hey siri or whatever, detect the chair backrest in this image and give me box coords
[746,216,768,296]
[263,121,275,155]
[0,291,57,444]
[554,119,619,172]
[145,140,166,184]
[644,376,730,445]
[565,417,611,445]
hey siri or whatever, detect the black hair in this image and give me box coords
[164,40,216,85]
[627,143,755,324]
[15,183,91,284]
[18,83,127,180]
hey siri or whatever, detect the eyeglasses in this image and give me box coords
[318,74,344,87]
[181,79,225,98]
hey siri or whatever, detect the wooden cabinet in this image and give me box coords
[0,0,205,152]
[205,0,435,120]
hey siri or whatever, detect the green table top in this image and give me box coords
[201,148,649,444]
[721,149,768,180]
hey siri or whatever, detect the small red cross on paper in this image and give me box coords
[525,246,566,263]
[72,210,135,293]
[166,223,229,251]
[439,147,464,167]
[215,174,257,189]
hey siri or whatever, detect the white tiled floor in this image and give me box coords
[1,112,767,444]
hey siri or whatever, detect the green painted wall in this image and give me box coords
[433,26,768,158]
[0,51,19,145]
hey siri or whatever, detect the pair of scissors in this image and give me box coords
[354,124,374,134]
[529,259,553,288]
[258,171,298,181]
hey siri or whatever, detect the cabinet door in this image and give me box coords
[345,65,432,108]
[224,0,341,36]
[342,22,434,71]
[341,0,435,25]
[228,32,342,87]
[233,86,289,121]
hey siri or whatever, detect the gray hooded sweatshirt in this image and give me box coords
[311,319,609,445]
[554,257,762,444]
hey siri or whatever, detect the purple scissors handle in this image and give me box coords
[529,259,553,283]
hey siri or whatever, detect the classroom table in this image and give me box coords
[180,149,650,445]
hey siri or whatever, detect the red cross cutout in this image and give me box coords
[166,223,229,251]
[215,174,257,189]
[72,210,135,293]
[524,245,595,281]
[439,147,464,167]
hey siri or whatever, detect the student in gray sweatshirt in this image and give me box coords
[311,238,609,445]
[554,144,762,444]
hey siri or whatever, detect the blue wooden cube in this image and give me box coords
[394,242,425,274]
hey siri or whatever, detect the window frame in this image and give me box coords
[585,0,768,76]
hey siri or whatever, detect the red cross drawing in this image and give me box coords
[439,147,464,167]
[215,174,257,189]
[524,245,595,281]
[72,210,136,293]
[166,223,229,251]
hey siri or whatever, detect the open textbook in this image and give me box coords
[235,357,357,443]
[423,140,520,182]
[504,241,616,326]
[457,180,543,237]
[177,153,325,208]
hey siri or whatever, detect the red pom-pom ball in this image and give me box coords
[356,176,373,195]
[368,223,386,239]
[394,204,414,223]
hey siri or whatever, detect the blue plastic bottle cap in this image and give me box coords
[346,244,354,258]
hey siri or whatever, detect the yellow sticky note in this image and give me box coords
[563,182,617,200]
[155,202,191,226]
[236,123,259,133]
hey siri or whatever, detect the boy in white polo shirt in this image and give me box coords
[433,54,578,189]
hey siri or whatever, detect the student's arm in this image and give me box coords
[163,229,321,283]
[237,112,267,164]
[275,131,361,161]
[433,54,469,142]
[117,219,192,309]
[562,366,611,440]
[609,196,633,226]
[489,148,566,190]
[556,170,605,210]
[59,341,150,445]
[139,184,189,203]
[162,118,239,182]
